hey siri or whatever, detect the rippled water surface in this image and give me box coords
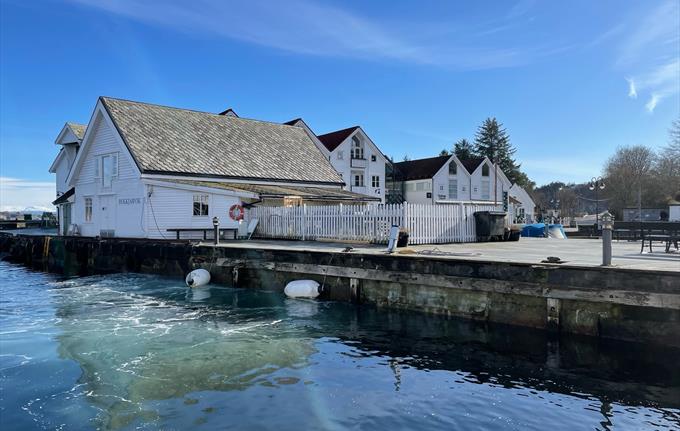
[1,261,679,430]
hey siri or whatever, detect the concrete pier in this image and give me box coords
[1,233,679,347]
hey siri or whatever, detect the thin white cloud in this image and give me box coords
[645,93,661,113]
[65,0,558,70]
[0,177,55,211]
[618,1,680,112]
[626,77,637,99]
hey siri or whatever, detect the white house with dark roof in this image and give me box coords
[392,154,513,205]
[284,119,388,203]
[50,97,378,239]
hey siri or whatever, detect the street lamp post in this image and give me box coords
[550,186,563,224]
[589,177,606,229]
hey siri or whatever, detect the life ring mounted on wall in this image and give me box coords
[229,204,245,221]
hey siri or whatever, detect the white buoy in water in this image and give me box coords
[284,280,320,299]
[185,269,211,288]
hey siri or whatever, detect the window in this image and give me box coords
[351,136,364,159]
[449,163,457,175]
[95,153,118,187]
[371,155,377,162]
[482,164,490,176]
[481,180,490,200]
[84,197,92,222]
[371,175,380,188]
[337,151,344,160]
[353,172,364,187]
[193,195,209,216]
[448,179,458,199]
[416,182,425,191]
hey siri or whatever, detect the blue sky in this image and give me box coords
[1,0,678,209]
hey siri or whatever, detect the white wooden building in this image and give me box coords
[508,184,536,223]
[50,122,86,235]
[284,119,388,203]
[392,154,513,205]
[49,97,378,239]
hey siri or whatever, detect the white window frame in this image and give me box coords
[448,179,458,200]
[192,194,209,216]
[353,171,364,187]
[84,197,93,223]
[351,136,364,160]
[371,175,380,188]
[449,163,457,175]
[95,153,119,188]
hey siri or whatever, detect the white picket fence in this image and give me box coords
[247,202,501,244]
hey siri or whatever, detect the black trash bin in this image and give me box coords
[397,231,409,247]
[474,211,507,242]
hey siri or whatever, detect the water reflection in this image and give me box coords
[52,277,315,429]
[2,264,679,430]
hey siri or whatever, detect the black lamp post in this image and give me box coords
[589,177,606,227]
[212,216,220,245]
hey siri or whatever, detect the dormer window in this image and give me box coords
[482,164,490,176]
[449,163,457,175]
[351,136,364,159]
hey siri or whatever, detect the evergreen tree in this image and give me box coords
[439,149,451,156]
[453,138,475,160]
[473,117,526,185]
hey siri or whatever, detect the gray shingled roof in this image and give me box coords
[66,122,87,140]
[100,97,343,185]
[157,179,381,202]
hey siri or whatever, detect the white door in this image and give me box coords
[99,195,117,235]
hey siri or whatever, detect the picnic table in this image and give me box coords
[613,221,680,253]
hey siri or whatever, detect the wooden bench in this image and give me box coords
[637,222,679,253]
[612,221,641,241]
[167,228,238,240]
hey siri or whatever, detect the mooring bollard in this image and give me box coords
[601,211,613,266]
[212,216,220,246]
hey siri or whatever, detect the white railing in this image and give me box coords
[248,202,501,244]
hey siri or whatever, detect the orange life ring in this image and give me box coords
[229,204,244,221]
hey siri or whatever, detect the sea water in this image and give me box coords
[0,261,678,430]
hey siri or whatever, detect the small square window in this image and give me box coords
[371,155,377,162]
[337,151,344,160]
[193,195,209,216]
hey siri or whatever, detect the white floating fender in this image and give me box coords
[284,280,320,299]
[186,269,211,288]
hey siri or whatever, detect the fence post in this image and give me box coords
[302,204,307,241]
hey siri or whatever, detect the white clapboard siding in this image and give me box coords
[77,114,137,186]
[248,202,501,244]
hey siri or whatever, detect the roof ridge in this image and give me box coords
[100,96,308,129]
[317,125,360,138]
[394,154,451,165]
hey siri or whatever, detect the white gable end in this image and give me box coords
[68,103,140,187]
